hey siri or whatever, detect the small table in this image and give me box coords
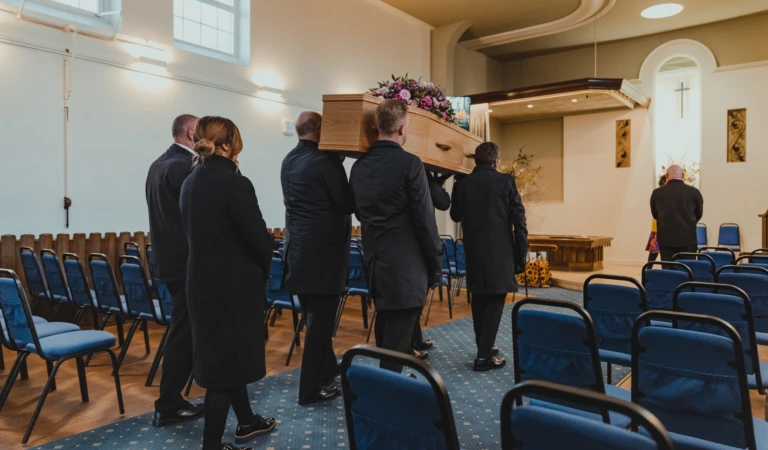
[528,235,613,272]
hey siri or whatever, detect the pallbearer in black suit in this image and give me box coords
[180,117,276,450]
[450,142,528,372]
[280,111,354,405]
[350,99,442,373]
[146,114,204,426]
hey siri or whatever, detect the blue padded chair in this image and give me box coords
[632,310,768,450]
[501,380,673,450]
[19,247,52,313]
[124,242,154,292]
[672,252,716,283]
[440,236,457,309]
[738,254,768,272]
[641,261,693,312]
[511,297,632,427]
[717,265,768,347]
[62,253,101,327]
[423,275,451,327]
[118,255,168,372]
[40,249,74,321]
[341,345,460,450]
[697,223,708,250]
[583,275,647,385]
[335,246,370,336]
[699,247,736,271]
[719,223,742,252]
[263,252,303,366]
[0,269,123,444]
[673,282,768,419]
[452,240,469,304]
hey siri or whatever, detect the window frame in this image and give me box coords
[173,0,248,65]
[4,0,121,31]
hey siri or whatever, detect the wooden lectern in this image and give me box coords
[761,210,768,248]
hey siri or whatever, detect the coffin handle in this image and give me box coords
[435,142,452,151]
[464,153,475,158]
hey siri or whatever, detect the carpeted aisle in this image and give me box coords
[34,287,629,450]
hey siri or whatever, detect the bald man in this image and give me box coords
[650,165,704,261]
[281,111,354,405]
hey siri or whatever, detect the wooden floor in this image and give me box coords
[0,290,482,449]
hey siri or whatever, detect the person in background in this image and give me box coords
[450,142,528,372]
[280,111,354,406]
[350,99,442,373]
[645,175,667,262]
[145,114,204,427]
[651,165,704,261]
[180,116,276,450]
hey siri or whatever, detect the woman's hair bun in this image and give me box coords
[194,138,216,157]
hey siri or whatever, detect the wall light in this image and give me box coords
[641,3,683,19]
[572,99,578,103]
[256,90,283,102]
[527,104,533,108]
[132,56,167,75]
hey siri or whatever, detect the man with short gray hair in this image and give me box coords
[651,164,703,261]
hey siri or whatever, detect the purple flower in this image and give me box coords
[422,97,433,107]
[441,112,448,120]
[398,89,411,101]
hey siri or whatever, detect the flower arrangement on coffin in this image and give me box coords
[368,74,458,124]
[499,147,542,200]
[661,157,700,186]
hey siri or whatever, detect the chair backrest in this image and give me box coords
[19,246,49,301]
[455,240,466,272]
[697,223,708,249]
[583,275,646,355]
[124,242,141,261]
[145,244,156,281]
[699,247,736,270]
[62,253,95,308]
[88,253,124,313]
[671,253,716,283]
[40,249,71,303]
[718,223,741,251]
[119,255,160,321]
[641,262,693,311]
[341,345,460,450]
[632,311,755,449]
[501,380,673,450]
[266,252,292,304]
[737,254,768,271]
[347,246,367,290]
[273,237,285,251]
[0,269,39,352]
[673,282,761,377]
[717,265,768,323]
[512,298,606,403]
[440,236,455,262]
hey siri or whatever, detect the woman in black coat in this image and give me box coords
[180,116,276,450]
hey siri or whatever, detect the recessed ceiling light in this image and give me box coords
[527,104,533,108]
[488,110,493,113]
[572,99,578,103]
[641,3,683,19]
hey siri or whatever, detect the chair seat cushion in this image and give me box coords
[273,299,300,310]
[26,330,116,358]
[529,385,633,429]
[139,299,169,323]
[598,348,631,366]
[107,295,128,315]
[13,321,81,346]
[756,331,768,346]
[430,277,450,288]
[347,288,369,297]
[32,316,48,324]
[748,361,768,390]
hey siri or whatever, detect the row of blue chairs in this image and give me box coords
[697,222,741,251]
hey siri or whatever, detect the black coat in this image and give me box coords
[651,179,704,247]
[180,155,272,388]
[281,140,354,295]
[350,141,442,310]
[145,144,194,283]
[428,172,451,212]
[450,165,528,294]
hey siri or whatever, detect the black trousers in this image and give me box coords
[660,245,697,262]
[471,294,506,360]
[374,307,421,373]
[155,279,195,413]
[298,294,340,399]
[203,384,255,450]
[411,307,424,347]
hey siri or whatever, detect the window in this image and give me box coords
[50,0,101,13]
[4,0,121,31]
[174,0,250,65]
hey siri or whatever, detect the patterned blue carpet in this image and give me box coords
[34,287,630,450]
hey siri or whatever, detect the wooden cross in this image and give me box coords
[674,82,690,118]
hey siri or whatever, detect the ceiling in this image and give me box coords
[381,0,768,61]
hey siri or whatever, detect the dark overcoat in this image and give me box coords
[280,140,354,295]
[450,164,528,294]
[650,179,704,247]
[180,155,272,388]
[145,144,194,284]
[350,140,442,311]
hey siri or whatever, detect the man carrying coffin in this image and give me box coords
[450,142,528,372]
[281,111,355,405]
[350,99,442,372]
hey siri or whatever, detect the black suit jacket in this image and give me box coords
[651,179,704,247]
[350,140,441,310]
[280,140,354,295]
[450,164,528,294]
[146,144,194,284]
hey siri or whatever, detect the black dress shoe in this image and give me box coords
[299,386,341,406]
[320,364,341,387]
[473,356,506,372]
[410,348,429,360]
[235,414,276,443]
[492,346,500,356]
[152,403,204,427]
[413,339,434,351]
[222,443,252,450]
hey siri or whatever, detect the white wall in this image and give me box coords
[0,0,432,236]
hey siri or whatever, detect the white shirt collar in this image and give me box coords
[175,143,195,155]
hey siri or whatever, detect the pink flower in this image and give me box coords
[398,89,411,101]
[422,97,433,107]
[441,112,448,120]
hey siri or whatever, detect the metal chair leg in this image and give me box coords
[366,311,377,343]
[50,303,62,322]
[141,320,151,354]
[333,294,349,337]
[606,362,612,385]
[76,357,89,403]
[285,313,306,366]
[104,349,125,415]
[145,326,169,387]
[361,296,369,329]
[424,287,436,327]
[73,308,85,326]
[90,308,100,330]
[269,309,279,327]
[45,360,56,392]
[114,320,142,374]
[184,372,194,397]
[22,358,66,444]
[116,316,125,347]
[0,352,29,412]
[291,309,301,347]
[20,358,29,380]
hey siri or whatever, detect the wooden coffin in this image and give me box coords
[318,94,481,174]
